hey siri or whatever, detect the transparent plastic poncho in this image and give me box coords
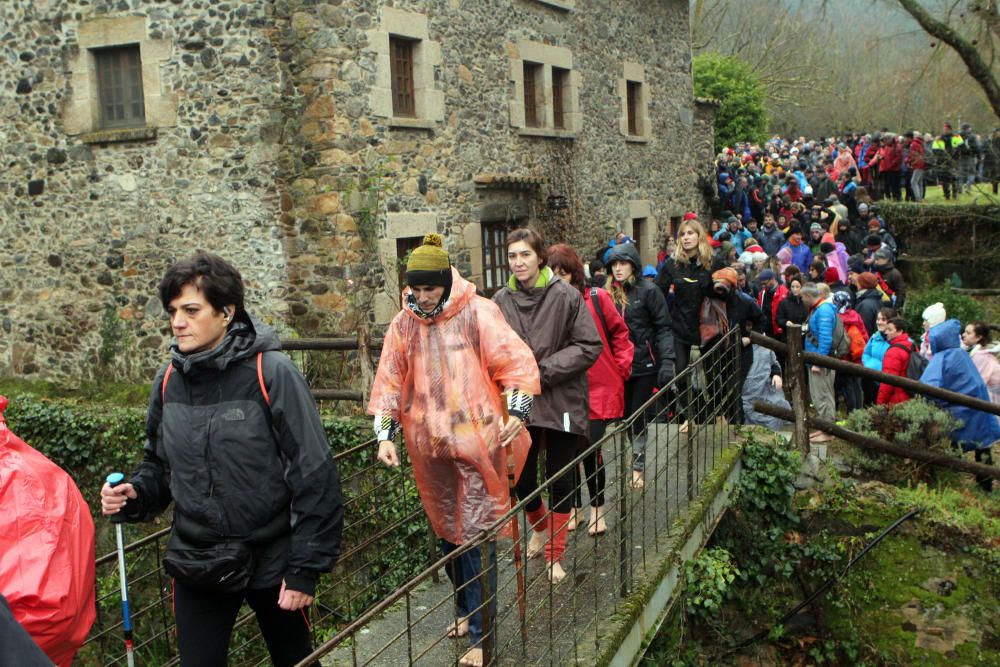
[369,271,541,545]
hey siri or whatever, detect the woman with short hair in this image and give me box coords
[493,229,603,583]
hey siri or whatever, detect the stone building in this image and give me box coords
[0,0,715,383]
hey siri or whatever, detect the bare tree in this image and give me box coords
[894,0,1000,119]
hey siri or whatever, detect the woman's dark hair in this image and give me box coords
[547,244,586,293]
[878,307,898,320]
[507,228,547,267]
[969,321,992,345]
[887,317,907,332]
[159,252,246,317]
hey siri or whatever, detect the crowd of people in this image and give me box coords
[712,125,1000,211]
[12,128,1000,667]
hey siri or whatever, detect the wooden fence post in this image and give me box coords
[786,323,809,454]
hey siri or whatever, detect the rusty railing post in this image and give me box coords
[786,323,810,454]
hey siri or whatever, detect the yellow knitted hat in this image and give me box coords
[407,233,450,272]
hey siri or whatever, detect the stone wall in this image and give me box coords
[1,0,710,384]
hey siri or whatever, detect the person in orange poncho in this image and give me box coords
[369,234,540,667]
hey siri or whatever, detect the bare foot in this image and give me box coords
[547,561,566,583]
[631,470,645,490]
[566,507,585,532]
[446,617,469,638]
[526,528,547,559]
[588,506,606,536]
[679,420,689,434]
[459,647,483,666]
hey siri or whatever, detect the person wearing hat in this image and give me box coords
[853,271,884,340]
[715,215,752,254]
[920,302,947,360]
[706,267,767,424]
[807,222,825,256]
[755,268,786,338]
[932,123,964,199]
[371,233,542,664]
[825,265,853,307]
[874,248,905,309]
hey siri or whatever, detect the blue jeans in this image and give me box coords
[441,539,497,647]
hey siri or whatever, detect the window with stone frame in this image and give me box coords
[481,223,510,296]
[626,80,640,136]
[552,67,569,130]
[389,37,416,117]
[509,41,581,138]
[523,62,542,128]
[95,45,146,129]
[369,8,444,129]
[619,62,651,141]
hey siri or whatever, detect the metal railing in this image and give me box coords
[296,327,743,667]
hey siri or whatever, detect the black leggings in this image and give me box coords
[517,426,580,515]
[572,419,609,509]
[173,581,316,667]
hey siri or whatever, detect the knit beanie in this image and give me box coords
[712,267,739,289]
[683,211,698,221]
[824,267,840,284]
[405,233,452,290]
[922,302,946,328]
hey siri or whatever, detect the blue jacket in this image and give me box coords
[862,332,891,372]
[715,228,753,254]
[755,226,785,257]
[921,319,1000,450]
[805,300,837,356]
[783,242,813,274]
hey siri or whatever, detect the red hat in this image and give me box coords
[683,212,698,221]
[744,243,764,254]
[824,267,840,284]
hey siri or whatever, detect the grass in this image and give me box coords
[919,182,998,205]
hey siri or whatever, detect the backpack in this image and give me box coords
[839,312,868,362]
[832,315,851,358]
[889,342,928,381]
[807,304,850,357]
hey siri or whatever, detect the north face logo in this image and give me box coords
[221,408,245,421]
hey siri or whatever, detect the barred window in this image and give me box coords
[482,223,510,296]
[389,37,416,117]
[523,62,542,128]
[95,45,145,129]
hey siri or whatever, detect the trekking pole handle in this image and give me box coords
[107,472,127,524]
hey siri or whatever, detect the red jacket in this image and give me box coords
[758,283,788,336]
[877,333,914,405]
[906,138,926,170]
[876,144,903,172]
[584,287,634,419]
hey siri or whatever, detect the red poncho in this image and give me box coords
[0,396,96,666]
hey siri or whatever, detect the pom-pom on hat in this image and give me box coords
[406,233,453,290]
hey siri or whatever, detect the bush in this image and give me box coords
[903,284,985,337]
[844,397,959,484]
[685,547,739,623]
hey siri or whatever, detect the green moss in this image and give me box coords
[0,376,152,406]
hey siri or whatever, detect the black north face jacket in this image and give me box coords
[123,317,343,594]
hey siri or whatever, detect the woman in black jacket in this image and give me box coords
[655,219,724,431]
[101,253,343,667]
[775,275,809,341]
[607,243,676,490]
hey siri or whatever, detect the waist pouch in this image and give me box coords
[164,510,290,594]
[163,535,253,594]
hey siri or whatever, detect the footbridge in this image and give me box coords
[83,330,747,667]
